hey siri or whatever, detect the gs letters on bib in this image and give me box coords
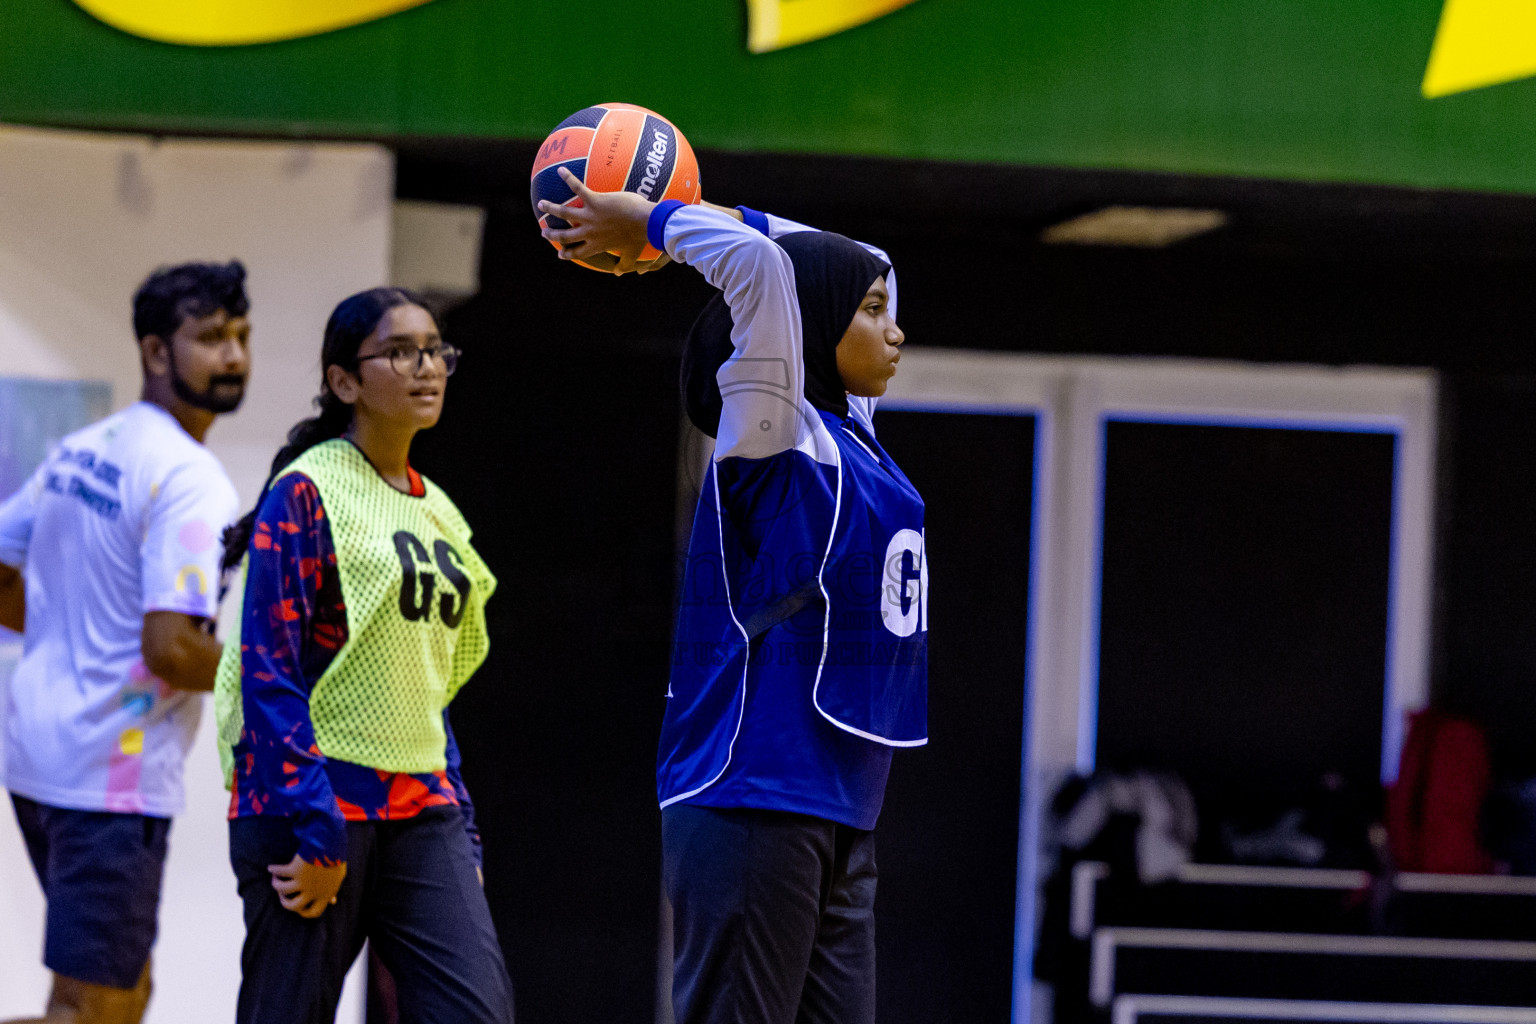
[217,440,496,781]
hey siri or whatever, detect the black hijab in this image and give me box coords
[682,230,890,437]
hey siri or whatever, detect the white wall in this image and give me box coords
[0,124,392,1021]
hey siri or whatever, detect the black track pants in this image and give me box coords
[663,804,877,1024]
[230,805,513,1024]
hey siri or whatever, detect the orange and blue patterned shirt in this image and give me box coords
[227,471,480,867]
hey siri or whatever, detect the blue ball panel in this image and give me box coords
[530,158,586,215]
[624,115,678,202]
[553,106,609,132]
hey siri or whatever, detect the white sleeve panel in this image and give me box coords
[665,206,818,462]
[0,465,43,568]
[764,212,818,238]
[140,458,238,618]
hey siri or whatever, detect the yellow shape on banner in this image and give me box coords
[747,0,921,53]
[1423,0,1536,97]
[70,0,437,46]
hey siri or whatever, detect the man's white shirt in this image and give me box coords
[0,401,237,816]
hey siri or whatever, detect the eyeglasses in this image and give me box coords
[357,342,460,377]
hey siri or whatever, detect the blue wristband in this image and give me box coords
[737,206,771,237]
[647,200,687,252]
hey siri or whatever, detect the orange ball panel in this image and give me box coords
[531,127,594,177]
[583,107,648,194]
[661,131,702,205]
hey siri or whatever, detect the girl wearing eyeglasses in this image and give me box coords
[214,287,513,1023]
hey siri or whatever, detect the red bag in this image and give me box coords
[1386,708,1494,874]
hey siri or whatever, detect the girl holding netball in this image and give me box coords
[541,171,928,1024]
[215,288,513,1023]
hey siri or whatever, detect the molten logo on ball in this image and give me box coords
[636,131,671,201]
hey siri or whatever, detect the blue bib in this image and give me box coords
[658,409,928,827]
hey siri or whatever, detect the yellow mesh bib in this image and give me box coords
[215,559,247,783]
[215,439,496,779]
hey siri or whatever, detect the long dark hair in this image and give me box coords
[221,287,427,574]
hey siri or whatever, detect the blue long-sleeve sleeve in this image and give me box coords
[237,474,347,865]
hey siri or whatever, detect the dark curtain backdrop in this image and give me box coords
[1096,423,1395,838]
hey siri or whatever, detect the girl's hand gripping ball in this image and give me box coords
[530,103,701,274]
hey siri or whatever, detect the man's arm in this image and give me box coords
[141,610,220,691]
[0,563,23,633]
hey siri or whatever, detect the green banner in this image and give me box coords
[4,0,1536,195]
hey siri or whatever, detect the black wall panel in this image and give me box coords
[1096,423,1394,833]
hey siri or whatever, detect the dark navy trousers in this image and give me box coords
[229,805,513,1024]
[663,804,878,1024]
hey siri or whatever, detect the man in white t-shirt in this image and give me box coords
[0,261,250,1024]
